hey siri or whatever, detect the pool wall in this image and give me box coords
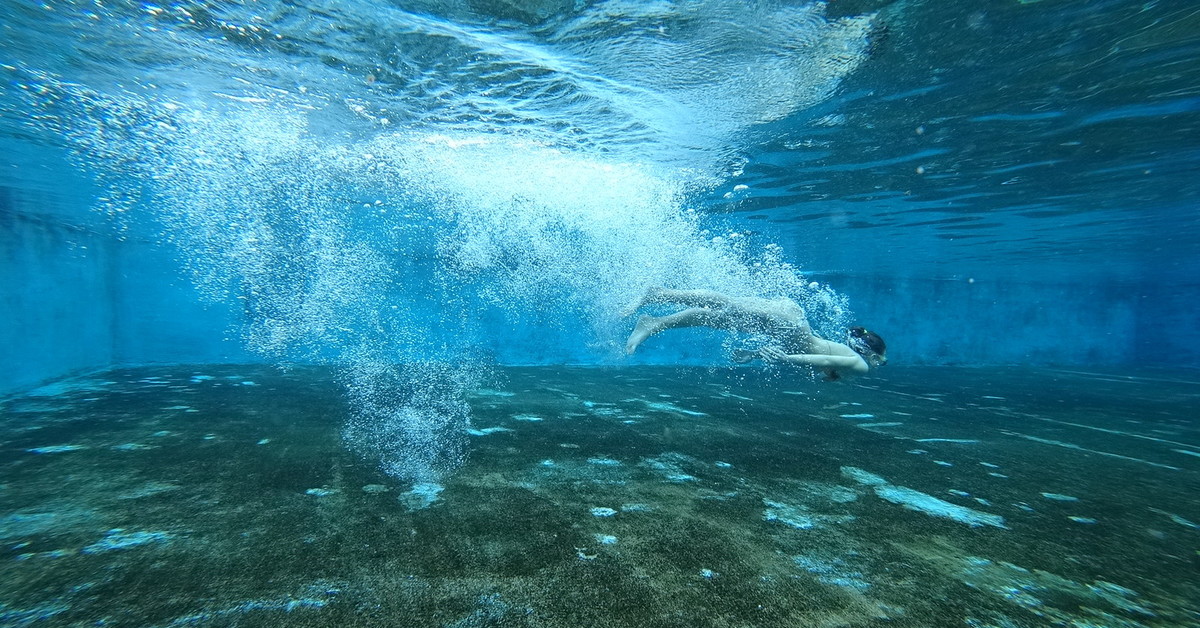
[3,140,1198,396]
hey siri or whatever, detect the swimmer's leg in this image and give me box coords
[626,307,723,354]
[625,288,736,316]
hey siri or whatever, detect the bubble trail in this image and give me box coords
[5,0,876,480]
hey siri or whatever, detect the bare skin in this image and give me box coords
[625,288,878,380]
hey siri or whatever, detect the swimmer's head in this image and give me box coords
[848,327,887,366]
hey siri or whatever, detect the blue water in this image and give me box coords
[1,0,1198,625]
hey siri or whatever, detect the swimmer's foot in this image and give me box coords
[625,315,658,354]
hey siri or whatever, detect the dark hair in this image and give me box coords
[849,327,886,356]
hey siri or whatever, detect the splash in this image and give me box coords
[5,0,873,480]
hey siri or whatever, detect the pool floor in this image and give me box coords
[1,365,1197,627]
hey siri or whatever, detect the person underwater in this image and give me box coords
[625,287,886,381]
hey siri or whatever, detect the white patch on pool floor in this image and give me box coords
[762,499,855,531]
[400,482,444,510]
[792,554,871,591]
[641,453,698,482]
[82,529,173,554]
[1148,508,1198,529]
[26,445,86,454]
[112,443,154,451]
[640,400,707,417]
[466,427,514,436]
[474,389,516,397]
[841,466,1007,529]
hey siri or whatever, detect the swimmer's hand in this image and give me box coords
[759,347,790,363]
[731,349,758,364]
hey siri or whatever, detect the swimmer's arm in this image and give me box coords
[759,347,869,374]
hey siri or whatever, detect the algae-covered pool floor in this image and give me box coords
[1,365,1198,627]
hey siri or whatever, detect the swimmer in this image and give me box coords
[625,287,886,381]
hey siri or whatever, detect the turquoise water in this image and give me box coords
[2,366,1198,626]
[2,0,1199,625]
